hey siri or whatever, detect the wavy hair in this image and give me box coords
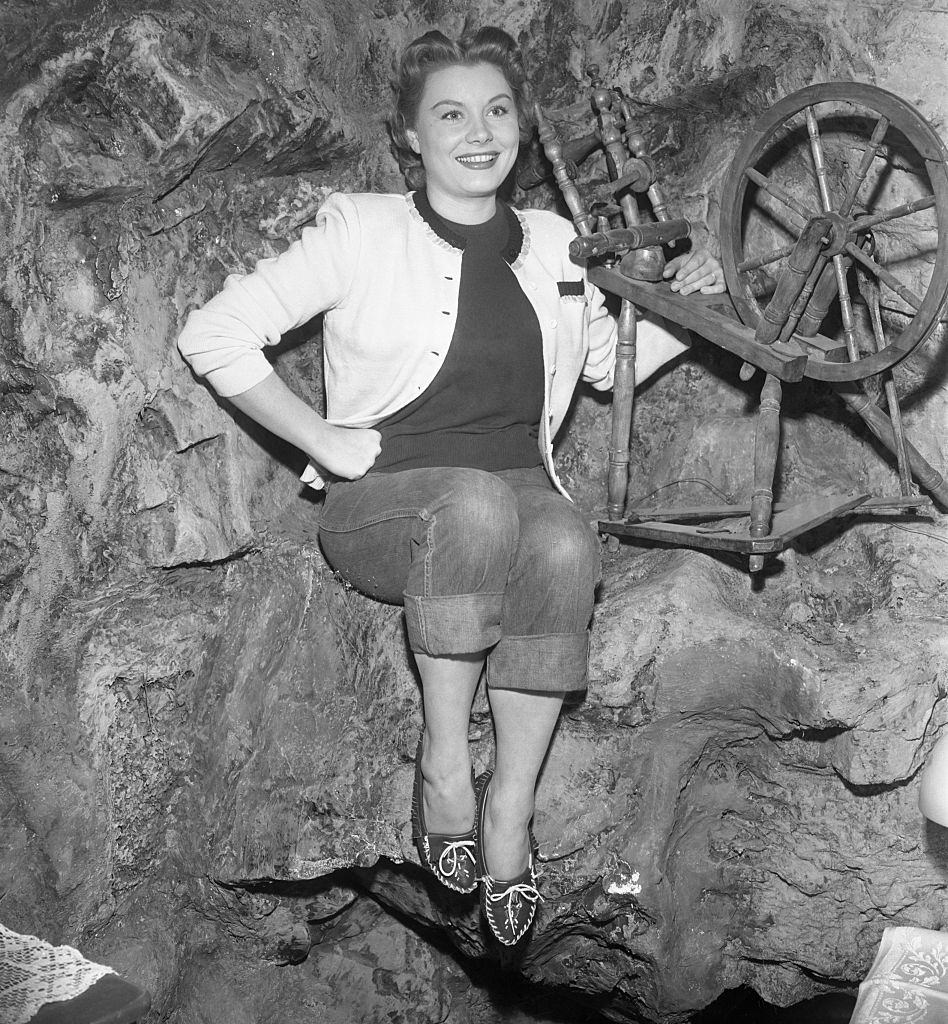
[390,26,532,190]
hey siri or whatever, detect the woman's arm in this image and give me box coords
[177,197,359,396]
[228,373,381,480]
[178,194,381,479]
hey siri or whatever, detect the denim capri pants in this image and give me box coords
[317,465,601,693]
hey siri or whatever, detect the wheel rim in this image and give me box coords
[720,82,948,382]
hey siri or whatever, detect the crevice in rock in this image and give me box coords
[156,545,257,570]
[833,769,923,798]
[772,725,851,744]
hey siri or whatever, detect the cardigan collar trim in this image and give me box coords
[408,190,528,266]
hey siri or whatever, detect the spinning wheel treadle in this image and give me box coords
[537,81,948,574]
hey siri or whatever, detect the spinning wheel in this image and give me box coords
[536,81,948,574]
[720,83,948,383]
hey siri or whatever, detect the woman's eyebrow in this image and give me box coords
[430,93,513,110]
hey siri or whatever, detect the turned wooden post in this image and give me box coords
[592,89,666,282]
[537,98,638,519]
[535,103,595,237]
[607,298,637,519]
[748,374,783,572]
[592,88,642,229]
[624,128,672,224]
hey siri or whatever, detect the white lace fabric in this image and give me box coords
[0,923,115,1024]
[852,926,948,1023]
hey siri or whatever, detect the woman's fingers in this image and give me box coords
[663,250,726,295]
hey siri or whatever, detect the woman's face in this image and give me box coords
[407,62,520,219]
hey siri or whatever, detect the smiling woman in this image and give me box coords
[176,24,723,949]
[404,63,521,221]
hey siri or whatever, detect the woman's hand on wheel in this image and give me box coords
[315,424,382,480]
[663,249,726,295]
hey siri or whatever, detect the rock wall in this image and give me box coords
[1,1,947,1022]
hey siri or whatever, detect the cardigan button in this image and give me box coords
[551,319,558,328]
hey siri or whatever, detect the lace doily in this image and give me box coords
[851,926,948,1023]
[0,923,115,1024]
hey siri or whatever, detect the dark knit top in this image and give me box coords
[371,196,544,474]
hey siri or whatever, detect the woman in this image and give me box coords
[177,26,723,946]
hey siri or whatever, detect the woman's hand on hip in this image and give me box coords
[315,424,382,479]
[663,249,725,296]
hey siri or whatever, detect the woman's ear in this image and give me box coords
[407,129,421,155]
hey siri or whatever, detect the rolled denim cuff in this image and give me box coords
[486,632,589,693]
[404,592,505,656]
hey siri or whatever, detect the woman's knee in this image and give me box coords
[413,470,520,594]
[501,507,599,636]
[517,507,601,589]
[424,469,520,556]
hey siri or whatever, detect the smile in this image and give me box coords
[455,153,500,167]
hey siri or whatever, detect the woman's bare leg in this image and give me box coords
[483,687,566,879]
[415,651,485,834]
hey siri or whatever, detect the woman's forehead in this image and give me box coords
[419,62,513,107]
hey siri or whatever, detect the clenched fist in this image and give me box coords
[315,424,382,480]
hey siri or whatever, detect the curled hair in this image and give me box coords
[390,26,533,190]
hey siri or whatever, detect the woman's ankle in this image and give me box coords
[482,787,534,880]
[420,738,475,834]
[485,775,535,828]
[420,735,472,788]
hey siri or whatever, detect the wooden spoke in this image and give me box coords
[844,241,924,311]
[744,167,818,225]
[839,114,890,216]
[738,241,796,272]
[851,194,937,234]
[805,106,836,213]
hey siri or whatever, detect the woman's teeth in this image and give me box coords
[456,154,496,165]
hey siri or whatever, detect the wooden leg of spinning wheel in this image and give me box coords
[882,375,913,496]
[862,272,913,495]
[607,298,637,520]
[749,373,782,572]
[838,389,948,508]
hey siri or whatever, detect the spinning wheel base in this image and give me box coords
[599,493,932,566]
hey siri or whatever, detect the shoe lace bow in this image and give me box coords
[486,880,543,933]
[438,839,476,879]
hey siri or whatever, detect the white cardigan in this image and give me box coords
[177,191,689,494]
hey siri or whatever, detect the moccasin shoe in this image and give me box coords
[474,770,542,946]
[411,738,477,894]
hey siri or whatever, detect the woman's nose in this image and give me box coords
[466,116,492,143]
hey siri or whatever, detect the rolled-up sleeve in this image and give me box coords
[177,193,360,397]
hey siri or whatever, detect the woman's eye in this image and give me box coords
[441,109,463,121]
[488,104,510,117]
